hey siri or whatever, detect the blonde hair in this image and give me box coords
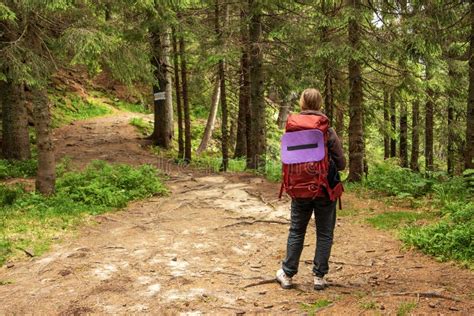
[300,88,323,111]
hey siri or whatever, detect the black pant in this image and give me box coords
[282,198,337,278]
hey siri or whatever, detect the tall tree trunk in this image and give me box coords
[180,36,192,163]
[172,29,184,159]
[150,28,173,148]
[383,90,390,159]
[197,77,220,154]
[390,93,397,158]
[425,65,434,172]
[400,100,408,167]
[31,89,55,195]
[448,103,455,174]
[1,81,31,160]
[321,0,334,124]
[219,61,229,171]
[410,100,420,171]
[324,73,334,125]
[247,0,266,170]
[466,0,474,170]
[216,0,229,171]
[334,70,344,142]
[229,117,237,155]
[347,0,364,182]
[235,4,250,159]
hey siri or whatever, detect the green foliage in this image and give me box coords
[115,100,151,114]
[0,161,167,265]
[0,159,37,179]
[401,202,474,266]
[129,117,153,136]
[301,299,332,315]
[0,3,15,21]
[364,161,432,198]
[396,301,417,316]
[463,169,474,193]
[50,94,112,127]
[356,159,473,266]
[191,155,246,173]
[359,300,377,310]
[367,211,434,231]
[264,160,282,182]
[0,185,24,206]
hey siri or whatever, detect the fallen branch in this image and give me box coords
[178,184,212,194]
[375,291,461,302]
[221,219,289,228]
[243,189,278,211]
[329,260,373,267]
[243,278,276,289]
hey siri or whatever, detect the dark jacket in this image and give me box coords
[300,110,346,171]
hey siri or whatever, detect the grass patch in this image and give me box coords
[338,208,359,217]
[359,300,377,310]
[301,299,332,315]
[0,280,13,286]
[129,117,153,136]
[350,160,473,266]
[0,160,167,266]
[115,100,151,114]
[396,301,417,316]
[0,159,37,179]
[366,211,434,230]
[50,94,112,127]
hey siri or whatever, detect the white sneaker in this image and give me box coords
[276,269,292,289]
[313,275,327,290]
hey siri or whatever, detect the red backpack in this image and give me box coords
[279,113,343,202]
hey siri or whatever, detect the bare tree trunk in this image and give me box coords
[383,90,390,160]
[466,0,474,170]
[425,65,434,172]
[229,117,237,154]
[150,28,173,148]
[216,0,229,171]
[197,77,220,154]
[1,81,31,160]
[448,103,454,175]
[247,0,266,170]
[400,100,408,167]
[347,0,364,182]
[172,28,184,159]
[324,73,334,125]
[180,36,192,163]
[390,93,397,158]
[410,100,420,171]
[235,2,250,159]
[219,61,229,171]
[31,89,55,195]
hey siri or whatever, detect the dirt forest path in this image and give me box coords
[0,112,473,315]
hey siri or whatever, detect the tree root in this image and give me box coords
[221,219,289,228]
[243,278,276,289]
[375,291,461,302]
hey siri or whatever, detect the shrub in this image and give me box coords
[364,161,432,198]
[129,117,153,136]
[0,159,37,179]
[115,100,151,113]
[0,161,167,265]
[401,202,474,266]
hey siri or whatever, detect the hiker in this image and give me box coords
[276,88,346,290]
